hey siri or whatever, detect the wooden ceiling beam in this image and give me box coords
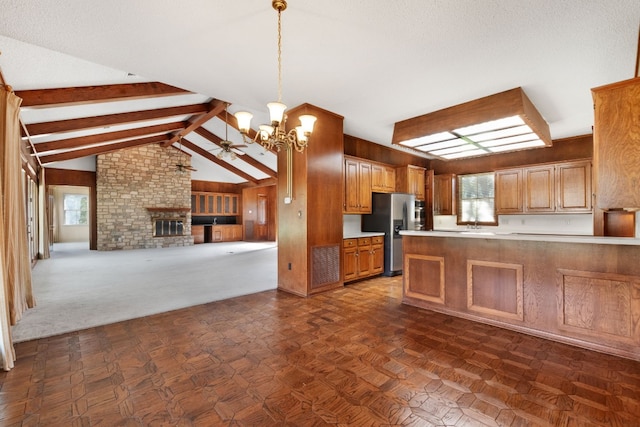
[25,103,208,136]
[39,134,168,164]
[34,121,187,154]
[16,82,191,108]
[162,99,226,147]
[180,138,257,184]
[194,127,277,178]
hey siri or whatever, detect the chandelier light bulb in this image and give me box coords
[298,115,317,134]
[267,102,287,126]
[234,111,253,134]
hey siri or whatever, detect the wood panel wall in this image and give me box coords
[242,184,277,241]
[344,134,430,168]
[430,134,593,175]
[277,104,345,296]
[191,180,241,194]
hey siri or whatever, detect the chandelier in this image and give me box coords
[234,0,317,153]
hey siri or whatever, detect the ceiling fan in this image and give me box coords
[209,103,247,160]
[212,140,247,160]
[174,137,197,172]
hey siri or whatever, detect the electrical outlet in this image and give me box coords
[521,219,526,225]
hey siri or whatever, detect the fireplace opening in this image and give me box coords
[154,218,185,237]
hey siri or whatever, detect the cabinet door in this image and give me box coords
[524,165,555,212]
[358,162,372,213]
[371,163,385,192]
[383,167,396,192]
[593,79,640,210]
[343,239,358,281]
[371,237,384,274]
[191,193,198,214]
[433,174,455,215]
[495,169,523,214]
[344,158,360,213]
[357,245,372,277]
[212,227,223,242]
[192,225,205,244]
[198,194,206,214]
[215,194,223,215]
[231,195,239,215]
[556,160,592,212]
[409,166,426,200]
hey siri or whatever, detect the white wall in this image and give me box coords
[434,213,594,235]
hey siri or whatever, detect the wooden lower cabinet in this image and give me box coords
[191,225,205,244]
[343,236,384,282]
[193,224,243,243]
[402,235,640,361]
[212,225,243,242]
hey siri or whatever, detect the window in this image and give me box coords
[457,172,496,225]
[63,194,88,225]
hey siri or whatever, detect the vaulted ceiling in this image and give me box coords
[1,1,639,183]
[13,81,278,185]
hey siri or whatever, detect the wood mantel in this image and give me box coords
[146,207,190,212]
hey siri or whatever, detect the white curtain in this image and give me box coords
[1,85,35,371]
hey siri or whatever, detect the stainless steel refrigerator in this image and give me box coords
[362,192,416,276]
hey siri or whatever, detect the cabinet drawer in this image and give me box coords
[371,235,384,245]
[344,239,357,248]
[358,237,371,246]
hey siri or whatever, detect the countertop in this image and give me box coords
[400,230,640,246]
[344,232,385,239]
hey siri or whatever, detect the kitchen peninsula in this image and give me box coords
[400,230,640,360]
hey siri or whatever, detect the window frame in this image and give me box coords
[63,193,89,226]
[456,172,498,226]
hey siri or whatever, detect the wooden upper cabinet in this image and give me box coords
[496,169,523,214]
[495,159,592,214]
[524,165,555,212]
[191,192,240,216]
[344,156,372,213]
[592,78,640,210]
[556,160,592,212]
[433,174,456,215]
[396,165,426,200]
[358,162,372,212]
[371,162,396,193]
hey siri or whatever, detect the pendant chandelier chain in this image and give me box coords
[233,0,317,154]
[276,8,283,104]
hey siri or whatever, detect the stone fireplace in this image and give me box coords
[96,144,193,250]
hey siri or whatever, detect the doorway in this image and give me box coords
[49,185,90,248]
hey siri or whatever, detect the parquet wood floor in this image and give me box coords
[2,276,640,426]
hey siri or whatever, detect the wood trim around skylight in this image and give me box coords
[391,87,552,160]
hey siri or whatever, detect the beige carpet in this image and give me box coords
[12,241,277,342]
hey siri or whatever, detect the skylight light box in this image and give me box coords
[392,87,552,160]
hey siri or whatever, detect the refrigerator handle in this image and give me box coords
[402,202,407,230]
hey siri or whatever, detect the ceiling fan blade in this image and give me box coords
[176,164,197,171]
[231,144,248,148]
[231,148,246,155]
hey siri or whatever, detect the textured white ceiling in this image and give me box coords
[1,0,639,176]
